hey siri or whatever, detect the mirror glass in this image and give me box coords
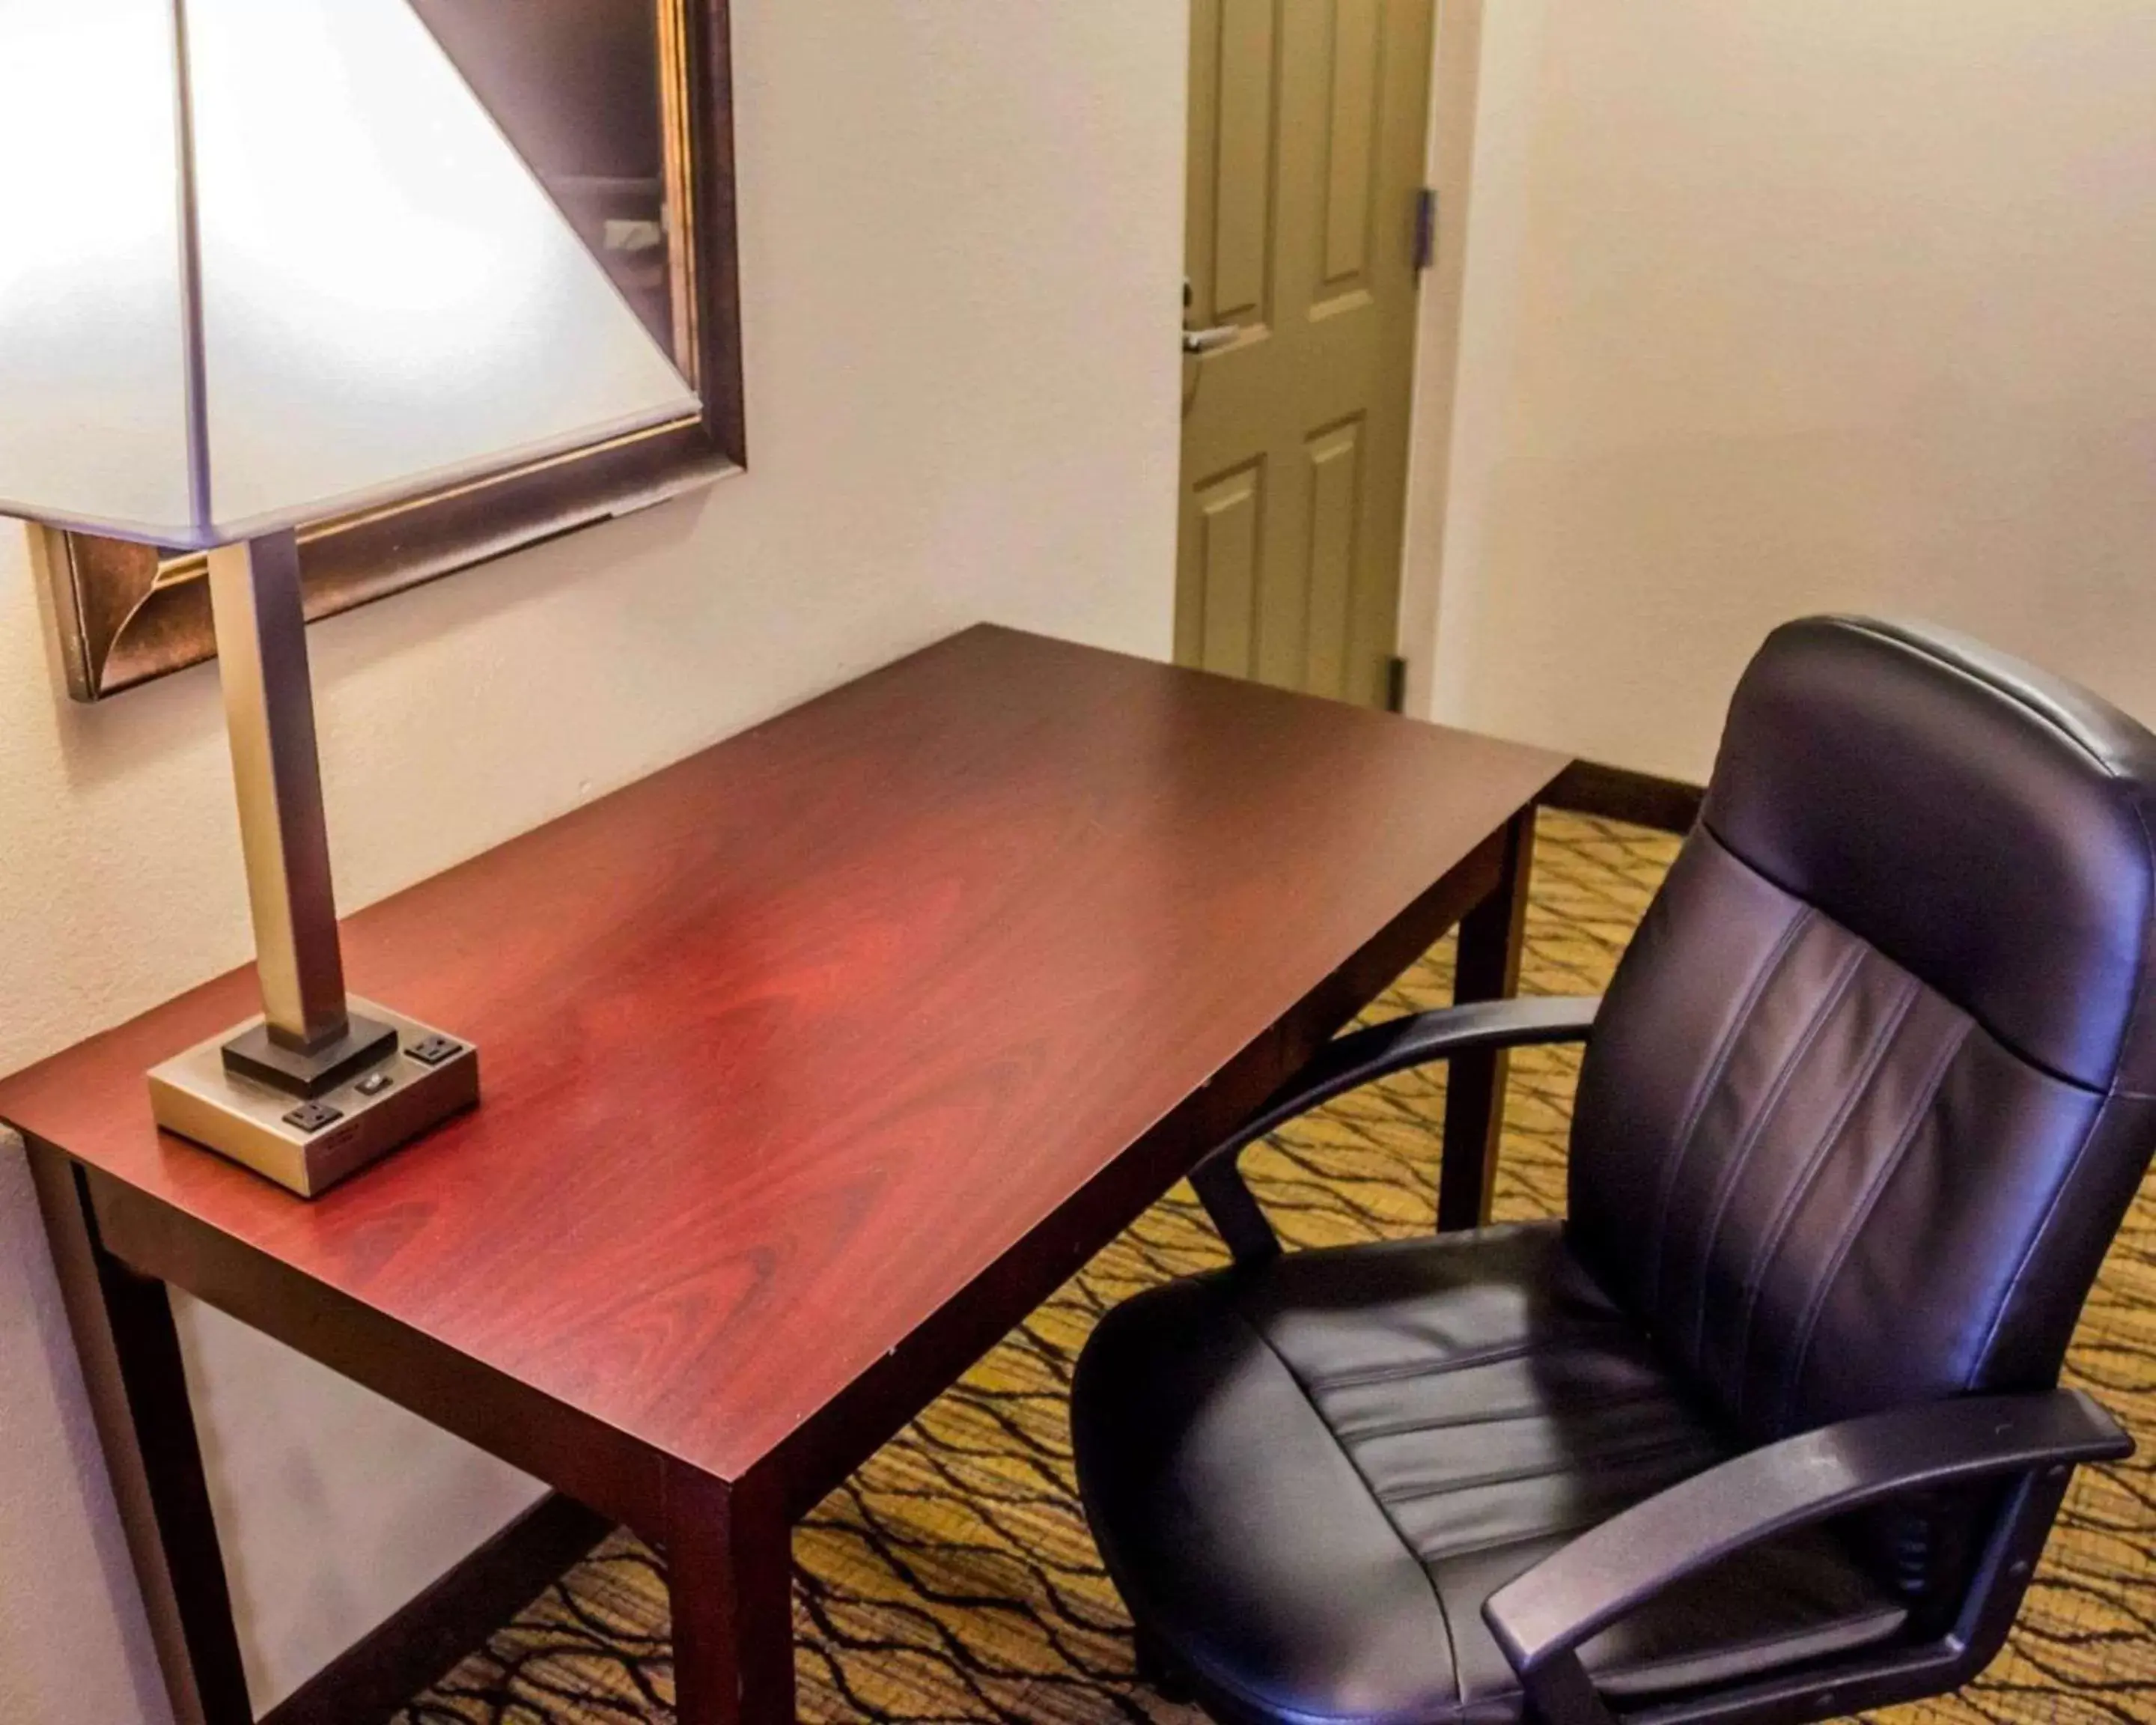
[40,0,743,703]
[411,0,692,372]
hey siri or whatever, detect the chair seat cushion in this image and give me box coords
[1071,1223,1906,1725]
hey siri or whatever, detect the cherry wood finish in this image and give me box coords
[1541,759,1703,836]
[3,626,1565,1724]
[25,1146,252,1725]
[1438,808,1536,1229]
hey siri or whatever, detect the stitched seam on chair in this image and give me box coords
[1301,1326,1626,1393]
[1334,1385,1674,1444]
[1680,940,1869,1368]
[1228,1299,1465,1707]
[1421,1508,1648,1568]
[1830,621,2156,1095]
[1410,1438,1729,1566]
[1834,619,2120,777]
[1642,904,1818,1316]
[1726,973,1922,1426]
[1699,820,2115,1098]
[1965,1087,2117,1389]
[1772,1019,1973,1432]
[1371,1432,1717,1511]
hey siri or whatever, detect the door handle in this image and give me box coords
[1183,324,1240,356]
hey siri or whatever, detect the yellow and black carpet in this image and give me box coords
[400,812,2156,1725]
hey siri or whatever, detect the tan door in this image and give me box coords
[1178,0,1434,708]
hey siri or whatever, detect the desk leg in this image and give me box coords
[1437,809,1535,1232]
[669,1465,796,1725]
[26,1143,253,1725]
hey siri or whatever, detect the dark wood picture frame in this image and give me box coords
[37,0,743,704]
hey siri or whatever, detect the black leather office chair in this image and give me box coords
[1072,617,2152,1725]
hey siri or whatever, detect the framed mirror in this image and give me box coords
[37,0,742,702]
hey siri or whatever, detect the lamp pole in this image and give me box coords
[205,529,351,1051]
[144,533,478,1197]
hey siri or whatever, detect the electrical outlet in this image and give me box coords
[281,1101,343,1134]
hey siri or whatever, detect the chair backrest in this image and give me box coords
[1568,616,2156,1447]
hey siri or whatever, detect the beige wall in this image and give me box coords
[0,4,1185,1716]
[1407,0,2156,780]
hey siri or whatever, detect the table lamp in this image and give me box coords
[0,0,699,1195]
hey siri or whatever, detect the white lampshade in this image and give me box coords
[0,0,699,550]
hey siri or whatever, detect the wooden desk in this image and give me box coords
[1,627,1565,1725]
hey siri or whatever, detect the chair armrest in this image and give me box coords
[1215,995,1601,1162]
[1482,1389,2131,1725]
[1190,996,1600,1262]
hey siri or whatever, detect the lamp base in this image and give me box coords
[221,1012,399,1099]
[147,997,478,1198]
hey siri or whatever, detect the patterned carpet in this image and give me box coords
[399,811,2156,1725]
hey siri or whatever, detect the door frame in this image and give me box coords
[1172,0,1486,719]
[1392,0,1486,721]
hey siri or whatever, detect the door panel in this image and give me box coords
[1178,0,1433,708]
[1193,461,1265,675]
[1304,416,1364,700]
[1208,0,1279,326]
[1321,0,1382,293]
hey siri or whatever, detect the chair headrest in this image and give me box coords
[1702,616,2156,1094]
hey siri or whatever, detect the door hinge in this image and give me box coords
[1413,188,1438,272]
[1386,655,1410,714]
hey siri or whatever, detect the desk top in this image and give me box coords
[1,627,1564,1486]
